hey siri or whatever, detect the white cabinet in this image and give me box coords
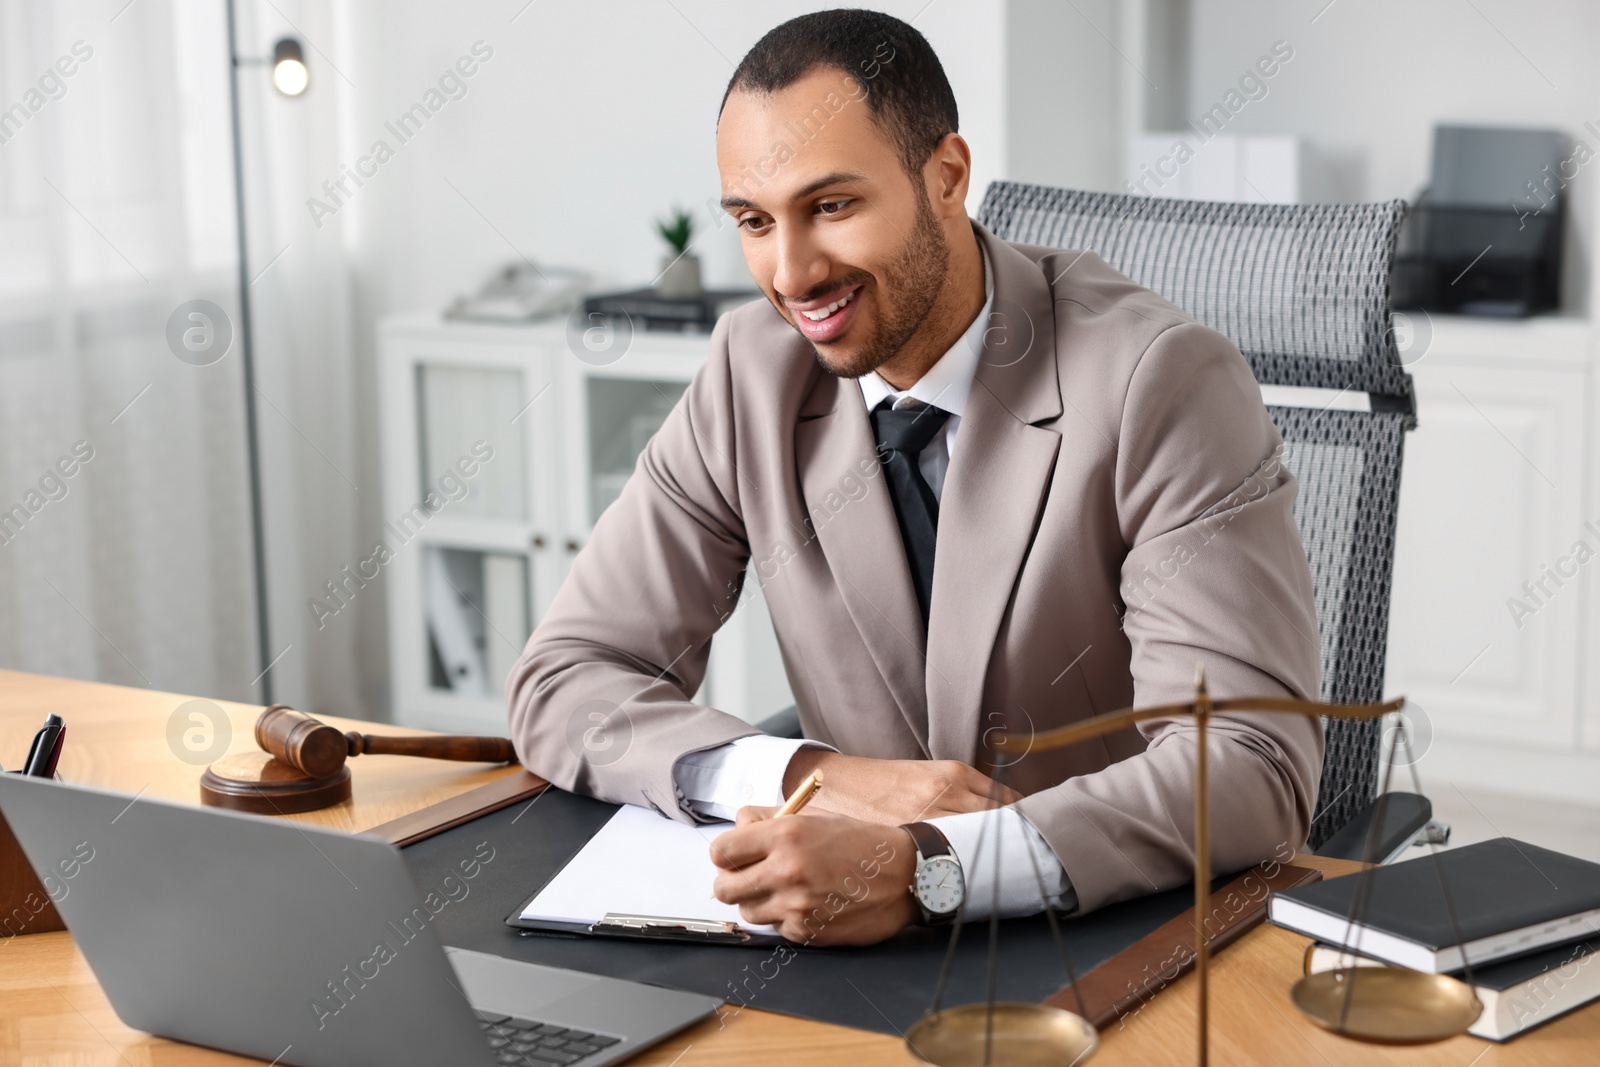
[1385,316,1600,803]
[377,315,793,734]
[377,312,1598,799]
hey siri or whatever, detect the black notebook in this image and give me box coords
[1268,837,1600,973]
[1306,938,1600,1041]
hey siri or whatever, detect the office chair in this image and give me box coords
[755,182,1435,864]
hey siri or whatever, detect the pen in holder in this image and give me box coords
[2,713,70,939]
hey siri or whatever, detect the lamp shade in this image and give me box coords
[271,37,308,96]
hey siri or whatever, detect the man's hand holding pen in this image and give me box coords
[710,802,919,945]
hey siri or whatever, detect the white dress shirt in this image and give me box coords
[672,246,1077,919]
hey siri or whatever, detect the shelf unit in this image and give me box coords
[377,314,792,735]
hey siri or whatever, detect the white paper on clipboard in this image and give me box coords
[517,803,779,936]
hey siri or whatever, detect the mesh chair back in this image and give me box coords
[978,183,1414,847]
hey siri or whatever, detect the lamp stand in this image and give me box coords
[225,0,275,704]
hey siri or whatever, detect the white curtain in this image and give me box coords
[0,0,373,721]
[0,0,263,700]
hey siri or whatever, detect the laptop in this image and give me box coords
[0,773,720,1067]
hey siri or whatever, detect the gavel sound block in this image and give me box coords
[200,705,518,815]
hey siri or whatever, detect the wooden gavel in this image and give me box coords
[255,705,517,779]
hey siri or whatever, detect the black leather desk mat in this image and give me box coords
[400,787,1200,1035]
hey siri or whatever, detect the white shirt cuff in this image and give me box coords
[671,735,835,822]
[930,807,1077,920]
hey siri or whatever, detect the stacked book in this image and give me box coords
[1269,838,1600,1041]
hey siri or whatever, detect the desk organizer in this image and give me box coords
[1,799,65,938]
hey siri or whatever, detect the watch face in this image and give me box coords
[915,855,965,915]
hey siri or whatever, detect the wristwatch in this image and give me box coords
[901,822,965,926]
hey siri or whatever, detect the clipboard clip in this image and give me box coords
[592,912,752,944]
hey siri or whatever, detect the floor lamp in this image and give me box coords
[224,0,309,704]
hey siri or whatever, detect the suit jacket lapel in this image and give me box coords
[926,223,1064,764]
[795,372,932,752]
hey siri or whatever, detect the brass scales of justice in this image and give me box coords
[904,667,1482,1067]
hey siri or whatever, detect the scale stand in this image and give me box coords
[904,668,1481,1066]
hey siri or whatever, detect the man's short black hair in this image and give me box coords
[720,8,959,178]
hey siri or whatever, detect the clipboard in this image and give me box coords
[508,909,782,946]
[503,803,788,947]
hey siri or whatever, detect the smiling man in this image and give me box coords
[507,8,1322,945]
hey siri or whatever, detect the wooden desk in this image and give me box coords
[1,670,1595,1065]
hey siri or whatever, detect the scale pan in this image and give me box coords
[906,1002,1098,1066]
[1292,967,1482,1044]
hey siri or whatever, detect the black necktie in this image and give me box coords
[870,398,951,628]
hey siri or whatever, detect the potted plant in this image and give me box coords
[654,207,702,298]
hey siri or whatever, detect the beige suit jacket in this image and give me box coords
[506,220,1323,915]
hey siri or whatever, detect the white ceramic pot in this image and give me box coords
[656,253,703,298]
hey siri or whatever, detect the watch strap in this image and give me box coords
[901,820,952,862]
[900,822,960,926]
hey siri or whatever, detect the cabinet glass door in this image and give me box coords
[586,378,687,523]
[418,364,529,521]
[423,545,531,698]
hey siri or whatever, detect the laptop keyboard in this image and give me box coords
[478,1012,624,1066]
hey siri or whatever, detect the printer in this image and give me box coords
[1392,125,1568,317]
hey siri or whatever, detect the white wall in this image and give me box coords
[342,0,1005,312]
[164,0,1600,734]
[243,0,1006,720]
[1185,0,1599,312]
[1004,0,1122,193]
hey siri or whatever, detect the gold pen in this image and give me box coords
[711,771,823,898]
[774,769,823,817]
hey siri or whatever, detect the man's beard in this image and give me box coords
[807,191,949,380]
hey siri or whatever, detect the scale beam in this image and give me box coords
[909,679,1475,1067]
